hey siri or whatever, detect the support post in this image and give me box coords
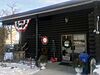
[35,15,39,67]
[10,25,12,46]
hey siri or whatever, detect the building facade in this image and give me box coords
[1,0,100,62]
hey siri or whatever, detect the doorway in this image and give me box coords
[61,34,87,63]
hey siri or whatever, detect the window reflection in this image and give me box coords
[61,34,86,53]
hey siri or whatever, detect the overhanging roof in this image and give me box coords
[0,0,98,22]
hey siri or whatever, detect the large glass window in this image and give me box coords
[61,34,86,53]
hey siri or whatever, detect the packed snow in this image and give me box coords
[93,65,100,75]
[0,61,40,75]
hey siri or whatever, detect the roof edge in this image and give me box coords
[0,0,96,22]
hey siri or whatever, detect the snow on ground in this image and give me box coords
[0,61,40,75]
[93,65,100,75]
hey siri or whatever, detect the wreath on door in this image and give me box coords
[63,39,72,48]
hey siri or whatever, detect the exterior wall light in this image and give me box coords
[65,17,68,23]
[93,16,100,34]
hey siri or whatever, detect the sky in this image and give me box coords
[0,0,70,14]
[0,0,70,26]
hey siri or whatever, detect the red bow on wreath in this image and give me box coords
[15,19,30,32]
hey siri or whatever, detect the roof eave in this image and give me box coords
[0,0,96,22]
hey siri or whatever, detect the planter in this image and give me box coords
[75,67,83,75]
[40,63,46,70]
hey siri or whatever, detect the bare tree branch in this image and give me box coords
[7,2,18,15]
[0,2,19,17]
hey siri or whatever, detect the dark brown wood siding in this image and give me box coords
[38,9,93,60]
[94,2,100,63]
[21,19,36,58]
[21,8,96,60]
[88,11,96,57]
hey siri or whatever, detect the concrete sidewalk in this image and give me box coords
[33,62,76,75]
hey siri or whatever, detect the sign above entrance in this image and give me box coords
[15,19,30,32]
[41,36,48,45]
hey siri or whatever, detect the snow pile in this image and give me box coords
[0,62,40,75]
[93,65,100,75]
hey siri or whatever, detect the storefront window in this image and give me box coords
[73,34,86,53]
[61,34,86,53]
[61,34,86,62]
